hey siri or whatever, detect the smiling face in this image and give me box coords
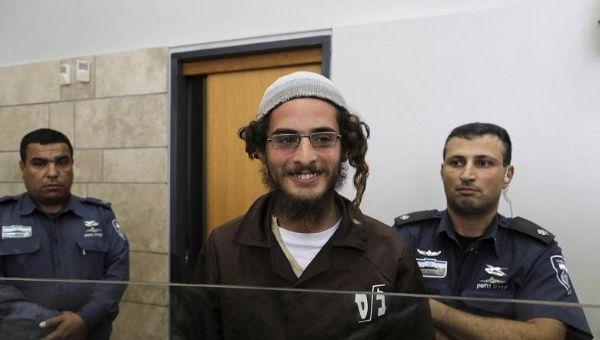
[261,98,343,223]
[20,143,74,213]
[441,134,513,217]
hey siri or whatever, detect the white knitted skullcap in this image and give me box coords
[257,71,347,119]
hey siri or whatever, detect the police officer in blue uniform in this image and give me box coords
[0,128,129,340]
[394,123,592,339]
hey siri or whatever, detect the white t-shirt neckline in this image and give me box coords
[271,215,341,276]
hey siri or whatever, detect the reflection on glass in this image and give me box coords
[1,279,598,339]
[0,278,128,339]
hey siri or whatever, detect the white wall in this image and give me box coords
[2,0,599,332]
[334,0,600,332]
[0,0,523,66]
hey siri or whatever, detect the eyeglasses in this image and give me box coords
[267,131,341,149]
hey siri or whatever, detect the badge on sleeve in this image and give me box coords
[2,225,32,239]
[550,255,572,295]
[112,219,127,241]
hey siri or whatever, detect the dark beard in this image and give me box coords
[447,196,497,217]
[262,162,348,231]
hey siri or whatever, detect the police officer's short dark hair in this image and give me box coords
[20,128,73,161]
[443,122,512,166]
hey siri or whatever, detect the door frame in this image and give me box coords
[169,35,331,284]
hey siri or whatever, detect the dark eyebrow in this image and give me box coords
[271,128,298,135]
[271,127,337,135]
[29,155,71,163]
[311,127,337,133]
[474,155,499,161]
[446,155,465,160]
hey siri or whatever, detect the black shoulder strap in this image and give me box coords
[82,196,112,208]
[508,216,555,244]
[0,195,17,204]
[394,210,441,227]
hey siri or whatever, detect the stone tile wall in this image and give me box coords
[0,47,169,339]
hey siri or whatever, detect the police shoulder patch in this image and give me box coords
[394,210,441,227]
[112,219,127,241]
[82,197,112,208]
[508,217,555,244]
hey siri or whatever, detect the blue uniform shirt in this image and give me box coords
[394,210,592,339]
[0,193,129,339]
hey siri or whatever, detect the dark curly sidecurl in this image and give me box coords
[336,107,370,223]
[238,115,269,160]
[238,104,371,223]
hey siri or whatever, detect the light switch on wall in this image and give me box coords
[76,59,90,82]
[59,63,71,85]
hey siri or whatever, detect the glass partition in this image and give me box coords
[1,278,598,339]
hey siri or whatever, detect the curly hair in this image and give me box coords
[238,104,370,223]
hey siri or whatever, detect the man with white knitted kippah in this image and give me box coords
[175,71,434,340]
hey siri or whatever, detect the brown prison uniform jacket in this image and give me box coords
[174,192,434,340]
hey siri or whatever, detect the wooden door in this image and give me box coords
[183,49,322,234]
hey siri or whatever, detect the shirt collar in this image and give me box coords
[435,211,455,239]
[17,193,37,215]
[18,192,85,218]
[328,195,368,251]
[436,210,501,256]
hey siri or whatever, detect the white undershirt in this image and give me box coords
[276,218,341,271]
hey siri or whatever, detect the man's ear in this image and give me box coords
[503,165,514,188]
[19,160,25,178]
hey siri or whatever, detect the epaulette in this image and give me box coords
[0,195,17,204]
[82,197,112,208]
[507,216,555,244]
[394,210,441,227]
